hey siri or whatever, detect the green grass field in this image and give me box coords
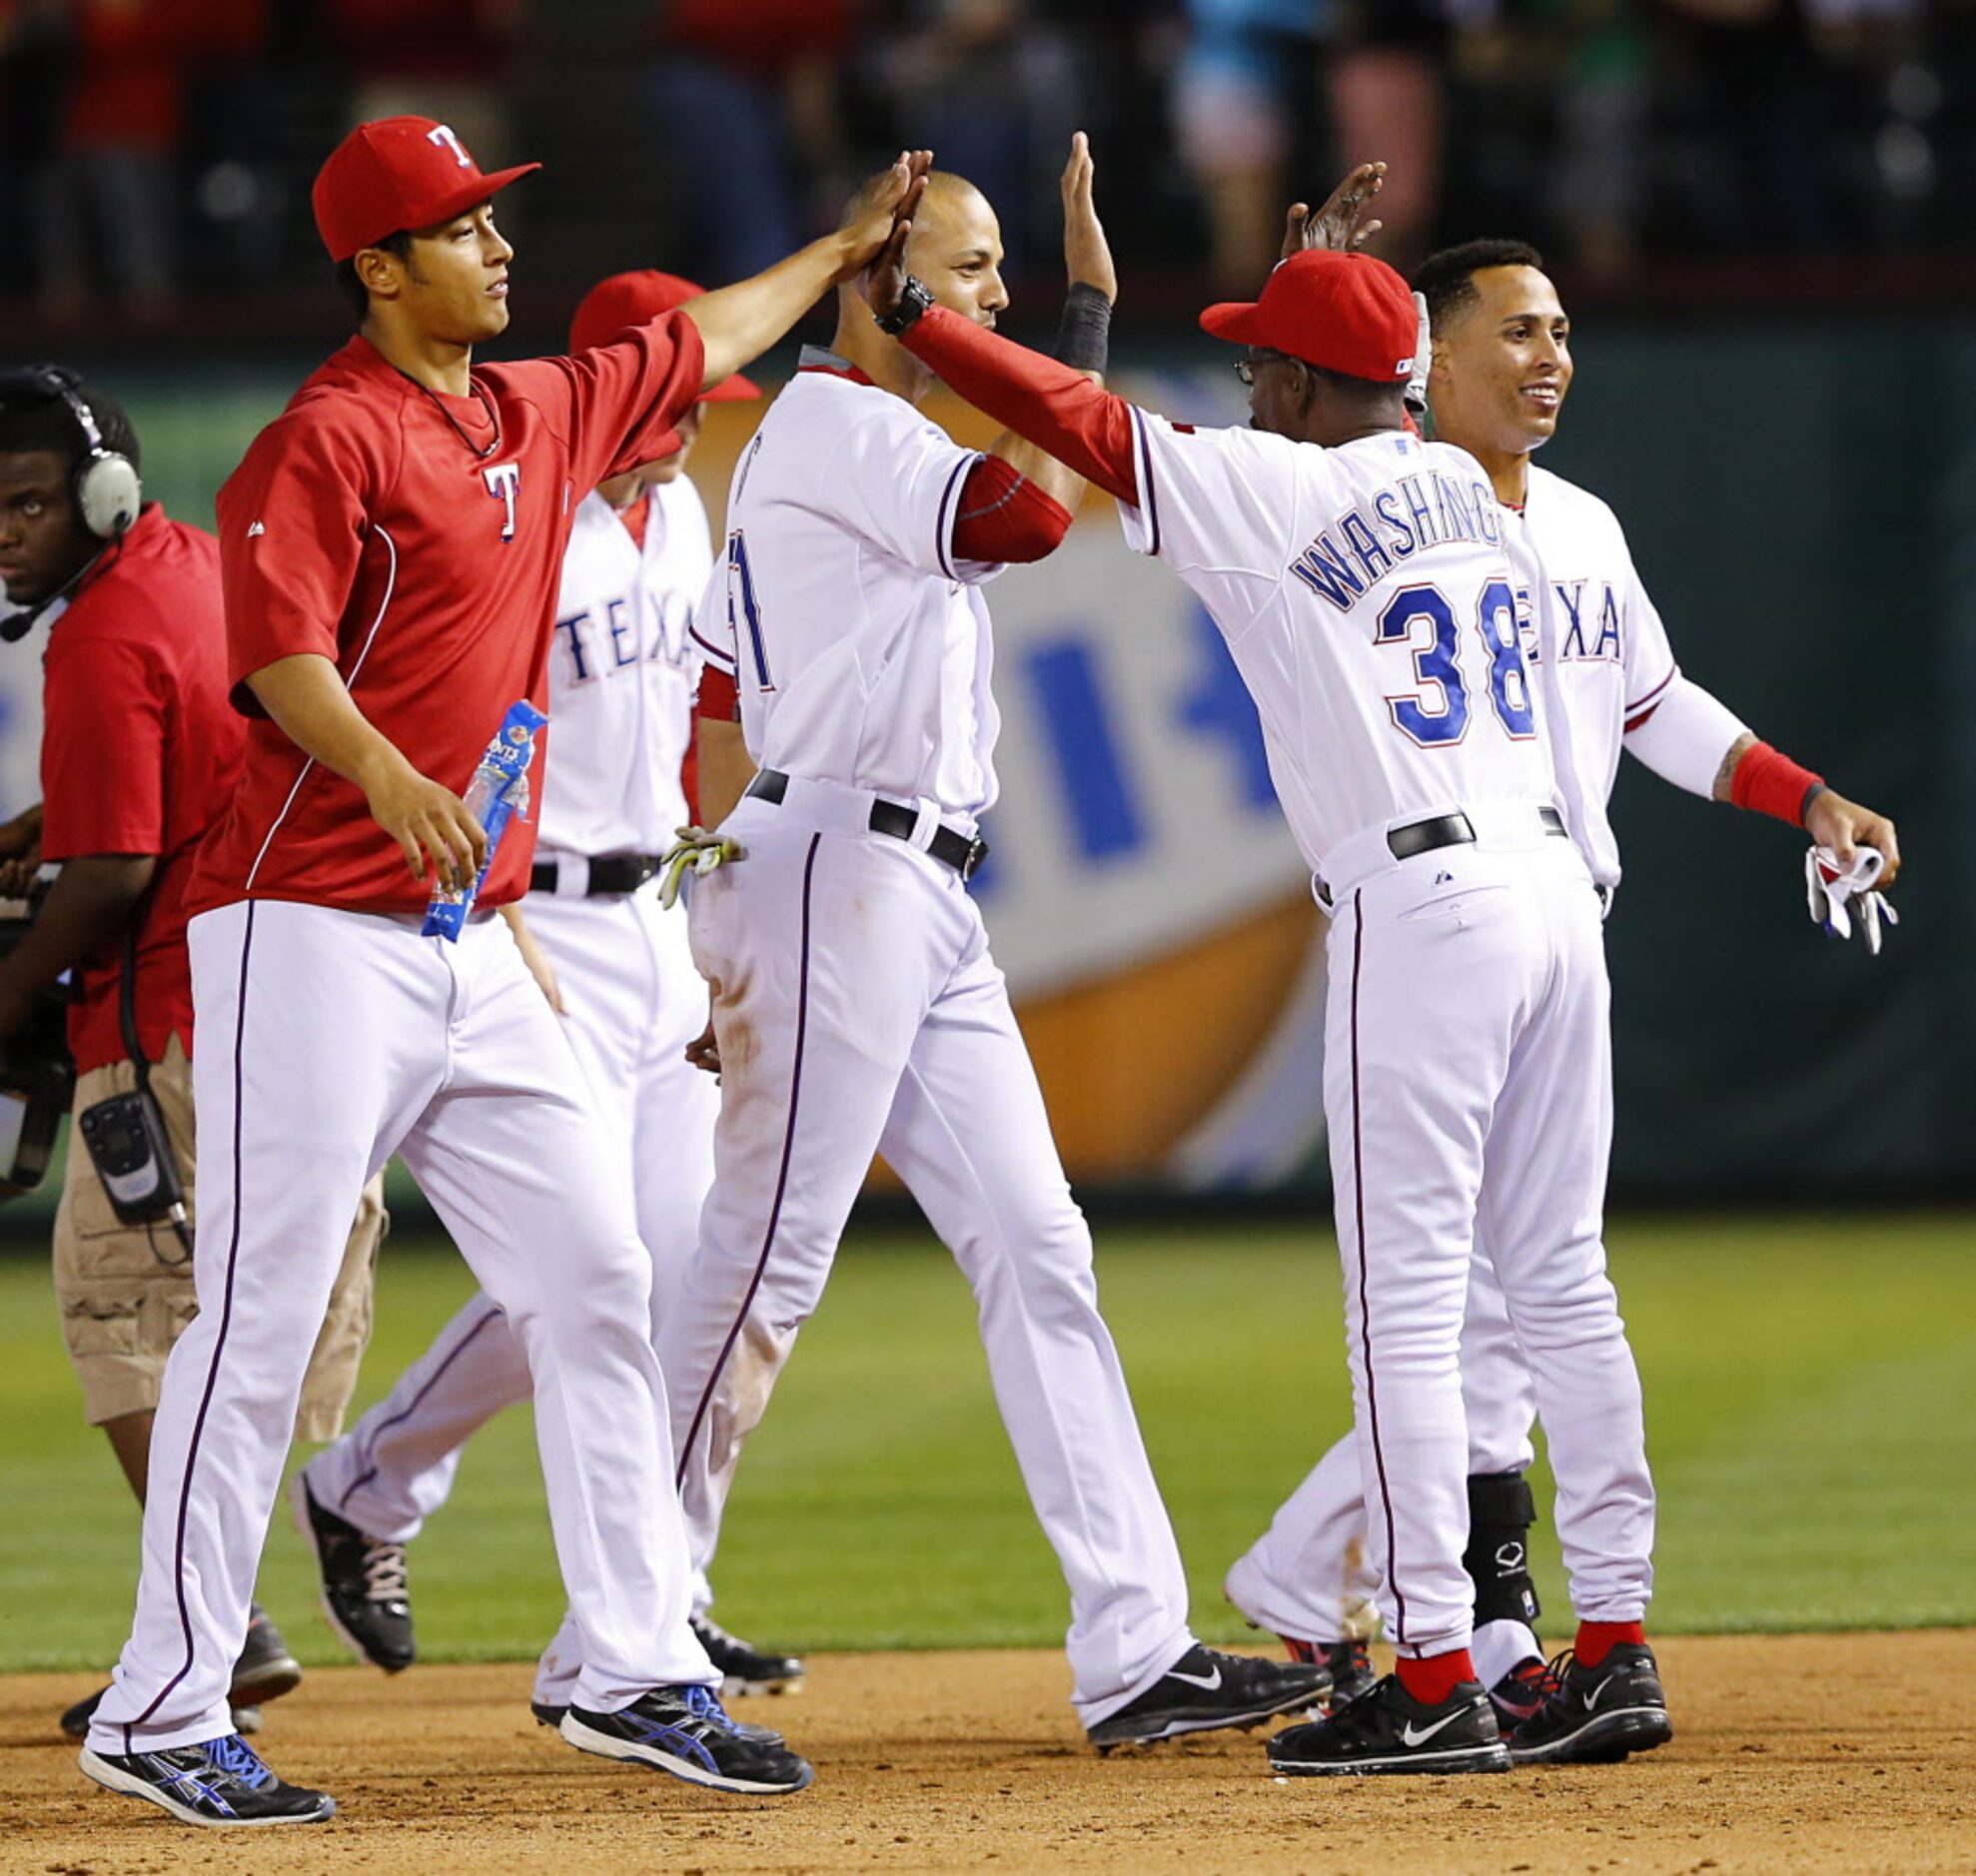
[1,1215,1970,1675]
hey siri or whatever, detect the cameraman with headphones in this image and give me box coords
[0,368,386,1738]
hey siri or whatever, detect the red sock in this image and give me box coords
[1396,1648,1476,1705]
[1575,1620,1645,1667]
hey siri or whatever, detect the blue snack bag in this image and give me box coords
[422,699,549,941]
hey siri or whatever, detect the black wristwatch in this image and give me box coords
[875,276,935,337]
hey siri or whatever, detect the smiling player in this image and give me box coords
[1224,235,1901,1761]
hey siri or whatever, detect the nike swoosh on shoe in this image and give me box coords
[1399,1710,1471,1747]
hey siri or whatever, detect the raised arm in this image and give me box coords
[978,134,1116,515]
[684,151,931,388]
[860,136,1140,505]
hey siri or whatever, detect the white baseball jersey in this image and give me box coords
[542,476,711,855]
[663,352,1213,1727]
[1116,415,1562,872]
[1110,409,1649,1660]
[1503,465,1680,891]
[693,349,1003,821]
[1231,463,1707,1663]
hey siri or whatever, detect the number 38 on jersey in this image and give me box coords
[1374,577,1534,748]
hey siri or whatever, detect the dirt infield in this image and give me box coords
[4,1633,1970,1874]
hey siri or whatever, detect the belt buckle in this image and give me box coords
[961,836,989,881]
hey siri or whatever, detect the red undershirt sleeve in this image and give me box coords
[695,663,741,724]
[950,455,1074,563]
[899,306,1141,505]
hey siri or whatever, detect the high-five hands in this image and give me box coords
[850,149,932,294]
[1061,132,1116,304]
[1282,162,1388,260]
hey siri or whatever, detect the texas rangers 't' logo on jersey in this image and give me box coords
[483,463,521,543]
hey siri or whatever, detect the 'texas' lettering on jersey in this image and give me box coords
[554,588,692,687]
[1548,577,1624,663]
[1288,468,1503,611]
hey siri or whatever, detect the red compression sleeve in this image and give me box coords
[951,454,1074,563]
[900,306,1141,504]
[695,663,740,723]
[1729,739,1823,826]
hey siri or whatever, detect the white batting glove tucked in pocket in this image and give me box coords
[1804,844,1899,957]
[657,826,746,911]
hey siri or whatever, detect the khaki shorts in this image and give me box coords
[53,1034,385,1438]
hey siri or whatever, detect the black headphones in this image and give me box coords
[0,365,141,641]
[0,364,142,539]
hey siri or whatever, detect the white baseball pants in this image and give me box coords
[301,883,721,1697]
[91,899,712,1755]
[1320,818,1653,1658]
[1225,1245,1539,1671]
[658,781,1195,1726]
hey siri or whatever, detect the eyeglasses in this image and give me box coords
[1234,349,1303,387]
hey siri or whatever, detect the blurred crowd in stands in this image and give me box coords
[1,0,1971,337]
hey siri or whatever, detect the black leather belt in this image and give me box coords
[1386,806,1565,860]
[746,769,990,881]
[529,854,661,897]
[1316,806,1567,907]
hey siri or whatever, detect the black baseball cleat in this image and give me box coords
[78,1732,336,1827]
[559,1685,814,1794]
[1287,1636,1379,1712]
[230,1604,305,1707]
[1508,1643,1673,1765]
[1488,1655,1561,1736]
[690,1613,805,1697]
[292,1473,416,1672]
[60,1602,297,1741]
[1086,1644,1332,1750]
[1268,1673,1510,1777]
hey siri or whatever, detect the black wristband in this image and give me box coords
[1054,282,1113,375]
[875,276,935,337]
[1800,779,1831,825]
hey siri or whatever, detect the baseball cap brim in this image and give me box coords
[701,371,760,402]
[402,161,540,237]
[1199,300,1271,347]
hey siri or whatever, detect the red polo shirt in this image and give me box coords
[190,317,705,917]
[38,503,246,1073]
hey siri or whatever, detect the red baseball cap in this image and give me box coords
[1201,250,1418,384]
[313,116,540,263]
[568,271,759,402]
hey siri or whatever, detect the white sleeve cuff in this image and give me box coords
[1115,407,1159,556]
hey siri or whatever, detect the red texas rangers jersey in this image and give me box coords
[191,318,705,917]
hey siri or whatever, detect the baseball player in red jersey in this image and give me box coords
[863,168,1668,1779]
[78,117,928,1827]
[293,269,802,1710]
